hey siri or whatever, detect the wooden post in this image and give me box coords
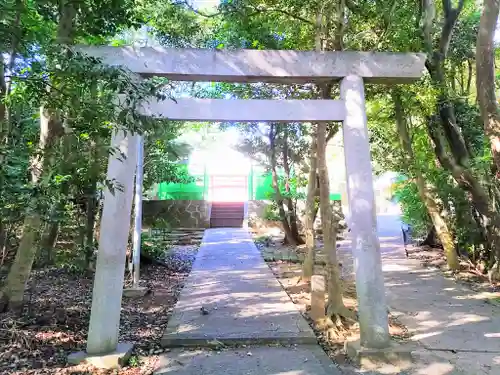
[310,275,326,321]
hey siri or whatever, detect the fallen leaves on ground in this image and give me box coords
[259,237,409,367]
[0,245,198,375]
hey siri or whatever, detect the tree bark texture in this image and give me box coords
[282,125,302,243]
[302,127,318,282]
[269,124,296,245]
[317,120,346,316]
[476,0,500,175]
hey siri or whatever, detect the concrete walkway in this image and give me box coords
[157,221,500,374]
[157,228,340,374]
[342,214,500,375]
[379,215,500,375]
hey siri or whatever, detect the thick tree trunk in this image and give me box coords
[393,90,459,270]
[302,130,318,282]
[0,2,77,311]
[476,0,500,175]
[317,119,349,317]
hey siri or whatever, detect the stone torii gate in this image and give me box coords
[75,46,425,366]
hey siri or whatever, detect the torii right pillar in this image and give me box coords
[341,75,390,349]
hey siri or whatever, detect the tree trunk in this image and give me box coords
[0,2,77,311]
[302,128,318,282]
[420,0,500,276]
[0,216,41,312]
[317,119,349,317]
[85,187,98,270]
[476,0,500,175]
[393,89,459,270]
[0,1,21,146]
[416,176,458,268]
[269,124,296,245]
[282,126,302,244]
[40,221,59,266]
[466,59,473,99]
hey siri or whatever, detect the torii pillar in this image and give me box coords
[341,75,389,348]
[74,46,425,367]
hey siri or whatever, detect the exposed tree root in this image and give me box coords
[314,307,358,341]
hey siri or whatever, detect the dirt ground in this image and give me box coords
[253,227,409,366]
[0,245,198,375]
[255,227,500,363]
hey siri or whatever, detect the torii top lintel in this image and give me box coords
[76,46,426,84]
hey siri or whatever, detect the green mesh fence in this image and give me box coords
[155,165,341,201]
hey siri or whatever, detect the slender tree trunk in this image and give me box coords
[303,128,318,282]
[476,0,500,175]
[0,2,77,311]
[282,126,302,243]
[269,124,296,245]
[416,177,458,267]
[0,222,4,255]
[0,62,6,139]
[466,59,473,99]
[85,182,98,270]
[393,90,459,270]
[317,118,349,317]
[0,223,12,266]
[0,0,21,145]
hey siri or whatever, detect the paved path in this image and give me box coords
[158,228,339,375]
[158,217,500,374]
[379,214,500,375]
[341,213,500,375]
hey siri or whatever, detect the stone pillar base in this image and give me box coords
[123,287,148,298]
[344,339,413,370]
[68,342,134,369]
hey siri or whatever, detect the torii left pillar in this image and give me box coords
[69,129,137,368]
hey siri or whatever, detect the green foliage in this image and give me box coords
[141,232,169,259]
[0,0,200,278]
[393,181,430,237]
[127,355,141,367]
[0,0,496,296]
[263,203,281,222]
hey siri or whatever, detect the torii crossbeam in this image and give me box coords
[76,46,425,365]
